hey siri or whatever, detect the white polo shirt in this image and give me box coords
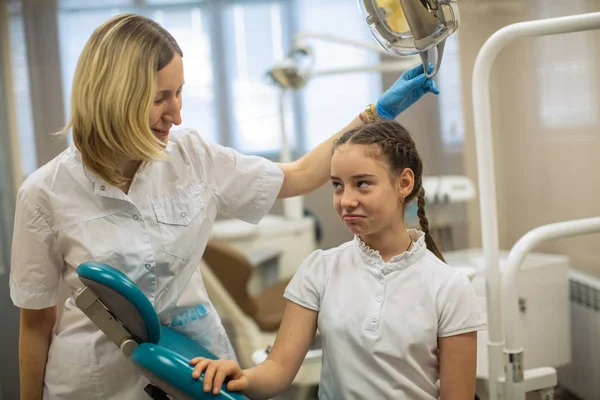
[10,128,284,400]
[284,229,486,400]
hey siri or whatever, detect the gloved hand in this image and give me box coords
[376,63,440,120]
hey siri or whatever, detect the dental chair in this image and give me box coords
[74,261,248,400]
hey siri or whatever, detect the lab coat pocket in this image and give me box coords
[43,334,102,400]
[154,184,206,259]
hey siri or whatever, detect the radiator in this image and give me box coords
[557,269,600,400]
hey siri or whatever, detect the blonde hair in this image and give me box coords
[62,13,183,186]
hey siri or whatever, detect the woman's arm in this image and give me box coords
[19,306,57,400]
[438,331,478,400]
[276,111,364,199]
[192,301,317,399]
[276,63,439,199]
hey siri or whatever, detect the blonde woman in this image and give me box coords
[9,13,438,400]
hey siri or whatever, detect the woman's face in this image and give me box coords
[149,54,184,143]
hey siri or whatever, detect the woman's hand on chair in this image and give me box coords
[190,357,248,395]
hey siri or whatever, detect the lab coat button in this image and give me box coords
[376,296,382,302]
[379,278,384,284]
[371,316,377,322]
[145,264,151,270]
[100,185,106,191]
[181,212,187,217]
[133,215,139,220]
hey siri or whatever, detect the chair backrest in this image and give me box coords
[76,261,162,344]
[202,241,257,318]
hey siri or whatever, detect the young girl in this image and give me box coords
[191,120,485,399]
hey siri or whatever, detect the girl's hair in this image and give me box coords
[333,120,445,262]
[60,13,183,186]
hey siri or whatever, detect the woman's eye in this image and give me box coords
[358,181,370,188]
[154,98,164,105]
[332,181,342,189]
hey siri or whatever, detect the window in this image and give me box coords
[296,0,383,151]
[8,1,36,178]
[10,0,384,166]
[532,0,597,130]
[222,1,296,154]
[57,1,218,143]
[152,6,217,144]
[436,32,465,149]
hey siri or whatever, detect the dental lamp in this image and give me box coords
[359,0,460,78]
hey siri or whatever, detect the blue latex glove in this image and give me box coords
[376,63,440,120]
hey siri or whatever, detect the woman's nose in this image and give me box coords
[163,98,182,125]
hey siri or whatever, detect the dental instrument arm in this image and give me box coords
[438,331,478,400]
[276,63,438,199]
[19,306,57,400]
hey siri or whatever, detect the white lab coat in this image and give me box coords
[9,129,284,399]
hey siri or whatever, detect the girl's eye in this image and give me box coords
[154,98,164,105]
[357,181,370,188]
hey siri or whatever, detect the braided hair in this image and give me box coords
[333,120,445,262]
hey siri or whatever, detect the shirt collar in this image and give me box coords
[72,145,129,200]
[354,229,427,274]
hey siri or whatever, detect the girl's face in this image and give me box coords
[330,144,412,239]
[149,54,184,143]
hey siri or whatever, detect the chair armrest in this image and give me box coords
[131,343,248,400]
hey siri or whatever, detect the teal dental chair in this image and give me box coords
[74,261,247,400]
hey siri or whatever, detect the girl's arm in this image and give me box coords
[438,331,478,400]
[242,301,318,398]
[192,301,317,399]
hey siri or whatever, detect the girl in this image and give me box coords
[191,120,485,399]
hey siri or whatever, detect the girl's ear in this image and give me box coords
[397,168,415,201]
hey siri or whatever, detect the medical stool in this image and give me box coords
[74,261,248,400]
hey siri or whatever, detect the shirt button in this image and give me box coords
[371,316,378,323]
[100,185,106,191]
[376,296,382,302]
[145,263,151,270]
[379,278,385,284]
[133,215,139,220]
[180,212,187,217]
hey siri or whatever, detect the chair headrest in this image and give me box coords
[76,261,162,344]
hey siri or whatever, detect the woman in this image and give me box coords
[9,13,438,400]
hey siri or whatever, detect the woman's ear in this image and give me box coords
[397,168,415,201]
